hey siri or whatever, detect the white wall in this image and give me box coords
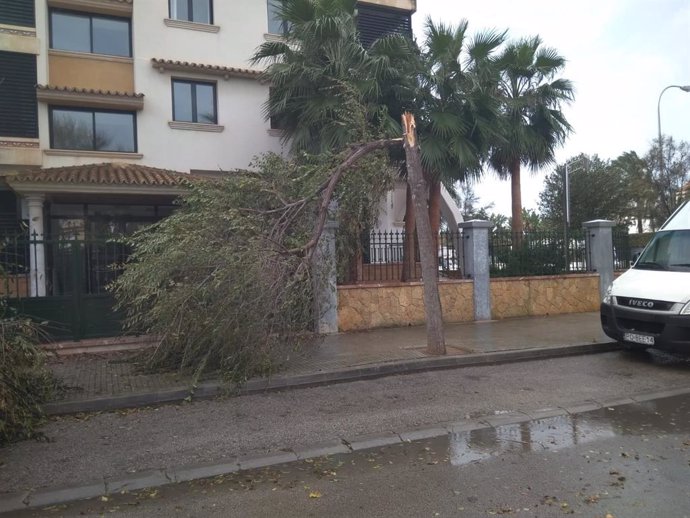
[131,0,283,172]
[36,0,284,172]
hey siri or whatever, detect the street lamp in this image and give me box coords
[563,156,584,271]
[657,84,690,176]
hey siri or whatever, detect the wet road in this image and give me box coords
[13,393,690,517]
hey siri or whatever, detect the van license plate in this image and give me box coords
[623,332,655,345]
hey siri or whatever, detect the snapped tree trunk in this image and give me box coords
[510,158,524,245]
[402,112,446,355]
[401,184,416,282]
[428,176,441,256]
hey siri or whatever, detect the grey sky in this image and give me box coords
[415,0,690,215]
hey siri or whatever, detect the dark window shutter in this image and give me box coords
[356,4,412,48]
[0,0,35,27]
[0,191,21,235]
[0,51,38,138]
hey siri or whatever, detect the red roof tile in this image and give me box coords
[6,163,196,187]
[36,84,144,98]
[151,58,261,79]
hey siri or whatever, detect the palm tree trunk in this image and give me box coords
[510,158,524,244]
[428,176,441,255]
[401,184,416,282]
[402,113,445,355]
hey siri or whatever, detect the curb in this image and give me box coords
[4,384,690,515]
[44,341,622,415]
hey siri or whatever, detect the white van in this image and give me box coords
[600,200,690,353]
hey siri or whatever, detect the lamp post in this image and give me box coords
[563,156,584,271]
[657,85,690,176]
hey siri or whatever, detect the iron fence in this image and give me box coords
[343,229,464,284]
[613,228,632,270]
[1,232,129,340]
[489,229,588,277]
[1,232,130,298]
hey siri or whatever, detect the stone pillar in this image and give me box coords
[26,194,46,297]
[583,219,615,301]
[312,219,339,334]
[458,220,492,321]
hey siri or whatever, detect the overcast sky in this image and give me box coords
[414,0,690,216]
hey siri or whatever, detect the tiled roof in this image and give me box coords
[151,58,261,79]
[36,84,144,98]
[6,163,195,187]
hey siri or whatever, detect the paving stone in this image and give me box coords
[171,460,240,483]
[237,452,299,470]
[45,313,612,415]
[562,401,602,415]
[28,482,105,508]
[632,387,690,402]
[524,407,568,420]
[105,470,171,494]
[446,419,487,434]
[0,491,30,514]
[345,433,402,451]
[481,411,532,427]
[594,397,637,409]
[399,427,449,443]
[292,442,350,460]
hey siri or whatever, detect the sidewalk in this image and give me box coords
[46,312,618,414]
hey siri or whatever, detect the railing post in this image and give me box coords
[459,220,492,321]
[26,194,46,297]
[313,217,339,334]
[583,219,615,301]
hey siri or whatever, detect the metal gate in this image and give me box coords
[1,234,128,340]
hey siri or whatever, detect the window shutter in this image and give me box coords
[0,0,35,27]
[356,4,412,48]
[0,51,38,139]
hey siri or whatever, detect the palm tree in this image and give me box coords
[251,0,406,154]
[489,36,574,236]
[400,18,504,277]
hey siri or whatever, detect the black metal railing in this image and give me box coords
[343,229,464,284]
[1,232,130,299]
[612,228,632,271]
[489,229,588,277]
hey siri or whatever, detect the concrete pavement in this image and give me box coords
[0,311,654,514]
[46,312,617,414]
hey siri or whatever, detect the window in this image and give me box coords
[169,0,213,24]
[172,80,217,124]
[267,0,288,35]
[50,10,131,57]
[268,88,286,130]
[50,107,137,152]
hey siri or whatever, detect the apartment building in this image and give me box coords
[0,0,416,338]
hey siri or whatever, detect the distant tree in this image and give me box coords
[489,212,509,231]
[538,154,629,229]
[457,182,495,220]
[645,136,690,227]
[612,151,656,233]
[489,36,573,236]
[520,208,546,232]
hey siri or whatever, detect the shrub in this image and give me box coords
[0,303,55,446]
[112,151,391,384]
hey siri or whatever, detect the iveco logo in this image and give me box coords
[628,299,655,308]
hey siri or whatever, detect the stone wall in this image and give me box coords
[337,273,601,331]
[338,280,474,331]
[490,274,601,319]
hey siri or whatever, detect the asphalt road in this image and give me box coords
[2,350,690,504]
[10,393,690,517]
